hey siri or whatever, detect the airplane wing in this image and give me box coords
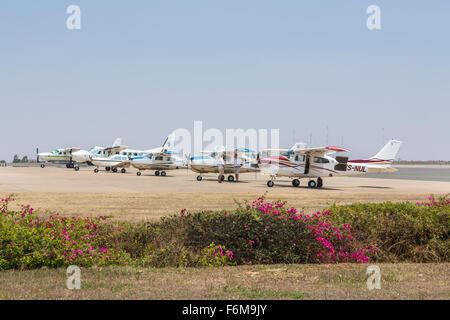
[104,145,129,153]
[62,148,81,153]
[261,148,289,154]
[222,148,257,157]
[295,146,350,156]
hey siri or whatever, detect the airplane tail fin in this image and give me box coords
[370,139,402,162]
[112,138,122,147]
[162,134,176,150]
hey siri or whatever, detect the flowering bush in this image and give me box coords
[1,194,447,269]
[330,197,449,262]
[0,195,129,269]
[198,243,235,267]
[416,195,449,207]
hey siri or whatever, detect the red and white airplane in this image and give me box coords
[258,139,402,188]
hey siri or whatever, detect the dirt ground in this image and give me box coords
[0,167,449,221]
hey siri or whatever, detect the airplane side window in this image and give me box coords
[155,156,163,161]
[314,157,329,164]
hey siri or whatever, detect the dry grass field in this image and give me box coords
[0,263,448,300]
[1,167,449,221]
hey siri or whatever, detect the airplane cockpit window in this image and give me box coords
[313,157,329,164]
[282,150,294,159]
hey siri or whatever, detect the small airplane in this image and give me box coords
[72,138,151,172]
[259,139,402,188]
[131,135,187,176]
[38,147,81,168]
[190,147,259,182]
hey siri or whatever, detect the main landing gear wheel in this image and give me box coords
[121,168,126,174]
[292,179,300,187]
[196,175,203,181]
[112,168,118,173]
[40,164,45,168]
[317,177,323,188]
[308,180,316,188]
[94,168,99,173]
[155,171,160,176]
[227,175,235,182]
[267,180,274,187]
[106,167,111,172]
[137,171,142,176]
[220,175,225,182]
[160,171,166,177]
[74,166,80,171]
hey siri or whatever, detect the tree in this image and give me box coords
[13,155,20,163]
[21,156,28,163]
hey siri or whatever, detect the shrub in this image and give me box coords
[198,243,235,267]
[1,194,448,269]
[329,194,449,262]
[0,195,130,269]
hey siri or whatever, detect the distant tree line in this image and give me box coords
[12,155,29,163]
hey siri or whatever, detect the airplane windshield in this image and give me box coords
[51,150,59,154]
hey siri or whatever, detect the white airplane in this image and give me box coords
[259,139,402,188]
[131,135,187,176]
[190,147,259,182]
[38,147,81,168]
[72,138,151,172]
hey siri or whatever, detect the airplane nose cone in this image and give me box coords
[72,151,89,162]
[38,153,48,161]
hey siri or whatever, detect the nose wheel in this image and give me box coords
[137,171,142,176]
[196,175,203,181]
[267,180,274,187]
[74,166,80,171]
[292,179,300,187]
[160,171,166,177]
[155,171,160,176]
[227,175,235,182]
[94,168,99,173]
[121,168,126,174]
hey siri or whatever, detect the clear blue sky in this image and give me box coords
[1,1,449,161]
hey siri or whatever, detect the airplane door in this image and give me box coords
[304,155,310,174]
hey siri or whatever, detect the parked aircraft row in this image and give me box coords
[37,137,402,188]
